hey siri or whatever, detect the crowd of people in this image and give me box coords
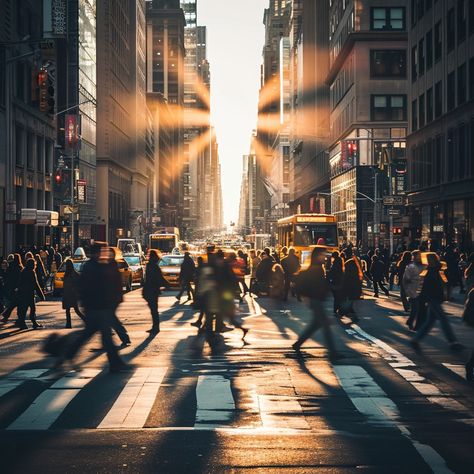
[0,240,473,380]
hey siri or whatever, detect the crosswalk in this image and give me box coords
[0,360,471,434]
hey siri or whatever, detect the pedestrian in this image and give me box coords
[176,251,196,303]
[464,253,474,297]
[143,249,169,335]
[462,288,474,380]
[1,254,23,323]
[411,253,462,352]
[388,253,399,291]
[281,247,300,301]
[34,254,47,291]
[255,251,273,295]
[269,263,285,299]
[458,253,468,294]
[237,249,250,297]
[249,249,261,296]
[104,248,131,347]
[327,251,344,314]
[443,246,460,300]
[370,254,390,297]
[0,259,8,313]
[397,251,412,311]
[340,249,363,318]
[62,260,85,328]
[61,243,129,373]
[17,258,45,329]
[292,246,341,360]
[403,250,425,331]
[191,256,206,328]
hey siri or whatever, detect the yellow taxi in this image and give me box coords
[108,247,134,292]
[158,254,185,287]
[123,253,146,287]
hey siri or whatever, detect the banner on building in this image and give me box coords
[65,114,81,152]
[43,0,67,37]
[77,179,87,204]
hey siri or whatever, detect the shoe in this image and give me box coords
[241,327,249,340]
[109,363,133,374]
[32,323,43,329]
[410,340,421,352]
[175,296,180,301]
[292,342,301,352]
[190,321,201,328]
[450,342,464,352]
[466,364,473,381]
[373,294,379,298]
[65,323,72,329]
[18,324,29,330]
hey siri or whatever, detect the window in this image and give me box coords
[434,21,442,61]
[447,71,455,110]
[435,80,443,118]
[458,0,466,42]
[371,7,405,30]
[470,58,474,99]
[411,45,418,81]
[371,95,407,121]
[458,63,467,104]
[370,50,407,78]
[426,29,433,70]
[447,8,455,51]
[447,129,454,182]
[412,99,418,131]
[418,38,425,75]
[427,87,433,123]
[419,94,425,127]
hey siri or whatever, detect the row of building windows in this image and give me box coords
[410,120,474,190]
[411,21,442,81]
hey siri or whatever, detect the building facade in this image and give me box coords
[407,0,474,251]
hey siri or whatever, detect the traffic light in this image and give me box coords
[38,69,55,114]
[54,169,62,185]
[347,141,359,163]
[392,227,402,235]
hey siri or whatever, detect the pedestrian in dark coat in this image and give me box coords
[255,253,273,294]
[176,252,196,302]
[62,260,85,328]
[397,251,412,311]
[143,250,169,334]
[1,254,23,322]
[340,253,363,317]
[35,254,47,291]
[17,258,45,329]
[293,246,340,360]
[327,251,344,314]
[370,255,390,297]
[281,248,300,301]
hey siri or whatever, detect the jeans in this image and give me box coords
[146,297,160,331]
[296,299,336,357]
[66,309,123,368]
[414,301,457,343]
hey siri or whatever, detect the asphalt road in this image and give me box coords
[0,285,473,473]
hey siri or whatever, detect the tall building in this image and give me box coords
[289,0,330,216]
[327,0,408,249]
[146,0,185,230]
[0,0,57,254]
[96,0,154,245]
[407,0,474,251]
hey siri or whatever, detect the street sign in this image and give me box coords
[388,208,401,216]
[77,179,87,204]
[383,195,404,206]
[61,204,79,215]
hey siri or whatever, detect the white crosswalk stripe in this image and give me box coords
[98,367,167,429]
[8,369,101,431]
[442,363,467,379]
[0,369,48,398]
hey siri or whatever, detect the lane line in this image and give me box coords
[335,365,454,474]
[98,367,167,429]
[8,369,101,430]
[194,375,235,427]
[347,325,472,417]
[0,369,48,398]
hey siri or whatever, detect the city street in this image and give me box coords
[0,290,473,473]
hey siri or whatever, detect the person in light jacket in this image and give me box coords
[403,250,425,330]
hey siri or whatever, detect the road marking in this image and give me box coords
[258,395,310,430]
[194,375,235,427]
[335,365,453,474]
[347,325,472,417]
[442,363,466,380]
[98,367,167,429]
[0,369,49,398]
[8,369,101,430]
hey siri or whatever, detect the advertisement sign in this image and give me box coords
[77,179,87,204]
[65,114,81,152]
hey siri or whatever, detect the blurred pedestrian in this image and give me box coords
[281,247,300,301]
[17,258,45,329]
[397,251,412,311]
[191,256,206,328]
[403,250,425,331]
[462,288,474,380]
[370,255,390,297]
[269,263,285,299]
[255,252,273,295]
[35,254,47,291]
[293,246,341,360]
[411,253,462,352]
[1,254,23,323]
[176,252,196,303]
[0,259,8,313]
[62,260,85,328]
[249,249,261,296]
[143,250,169,335]
[340,249,363,318]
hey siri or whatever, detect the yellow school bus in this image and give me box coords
[277,214,338,265]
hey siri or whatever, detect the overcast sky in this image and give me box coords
[198,0,267,224]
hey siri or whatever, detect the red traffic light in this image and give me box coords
[54,171,62,184]
[38,69,48,86]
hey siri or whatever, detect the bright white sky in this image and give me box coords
[198,0,267,225]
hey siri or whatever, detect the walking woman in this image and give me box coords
[411,253,462,352]
[370,255,390,297]
[35,254,48,292]
[327,251,344,314]
[340,251,363,318]
[17,258,45,329]
[397,251,412,312]
[62,260,85,328]
[1,254,23,323]
[143,250,169,334]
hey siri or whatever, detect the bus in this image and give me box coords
[277,214,338,264]
[148,227,180,254]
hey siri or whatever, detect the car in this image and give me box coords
[159,254,185,287]
[52,257,89,295]
[123,253,146,286]
[108,247,133,292]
